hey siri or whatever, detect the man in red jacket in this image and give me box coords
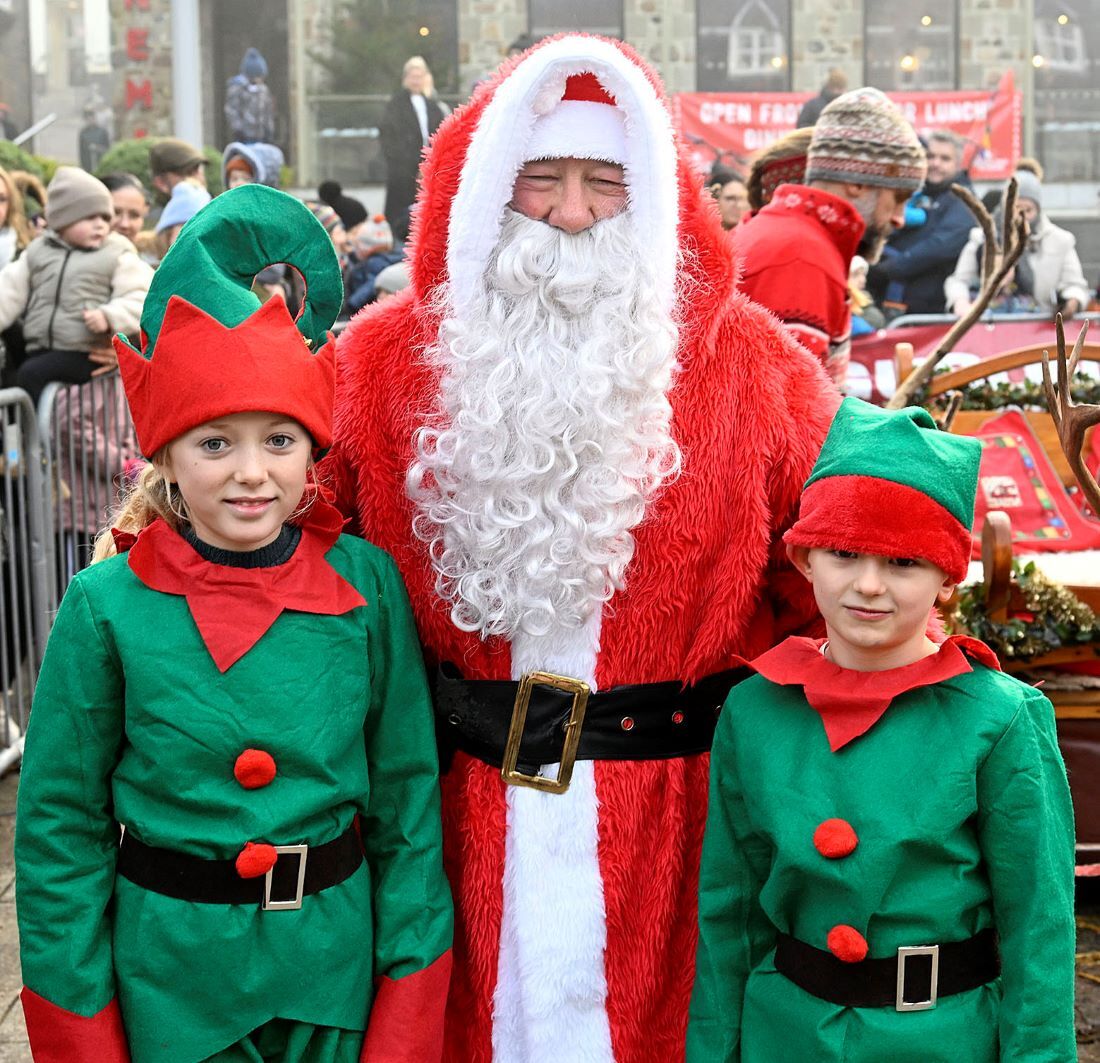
[325,34,836,1063]
[732,87,926,390]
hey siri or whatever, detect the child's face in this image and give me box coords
[61,214,111,250]
[789,546,955,670]
[156,412,311,552]
[227,169,254,189]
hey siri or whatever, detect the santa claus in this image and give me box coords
[326,35,837,1063]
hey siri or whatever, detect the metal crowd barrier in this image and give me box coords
[38,373,138,592]
[0,388,54,775]
[885,310,1100,330]
[0,374,139,776]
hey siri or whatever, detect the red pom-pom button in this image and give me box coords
[813,818,859,859]
[234,749,277,789]
[235,841,278,879]
[827,924,869,963]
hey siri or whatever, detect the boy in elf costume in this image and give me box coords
[688,398,1076,1062]
[15,185,452,1063]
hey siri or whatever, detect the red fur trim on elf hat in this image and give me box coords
[784,475,971,584]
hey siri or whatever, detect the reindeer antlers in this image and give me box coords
[1042,314,1100,515]
[887,179,1029,410]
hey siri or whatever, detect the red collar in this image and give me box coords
[759,184,866,265]
[751,635,1000,752]
[120,493,367,672]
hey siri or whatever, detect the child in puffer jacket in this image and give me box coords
[0,166,153,407]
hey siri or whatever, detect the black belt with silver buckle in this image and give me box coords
[116,824,363,910]
[774,928,1000,1011]
[434,662,747,794]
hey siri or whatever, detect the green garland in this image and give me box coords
[955,561,1100,659]
[924,370,1100,412]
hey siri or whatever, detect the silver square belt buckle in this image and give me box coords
[896,944,939,1011]
[262,844,308,911]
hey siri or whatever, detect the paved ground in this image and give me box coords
[0,773,26,1063]
[0,763,1096,1060]
[1080,882,1100,1062]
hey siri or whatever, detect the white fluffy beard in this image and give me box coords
[407,208,681,640]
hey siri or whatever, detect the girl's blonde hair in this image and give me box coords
[0,166,34,249]
[91,448,318,563]
[91,456,185,563]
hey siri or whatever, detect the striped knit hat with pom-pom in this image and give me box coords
[806,87,926,192]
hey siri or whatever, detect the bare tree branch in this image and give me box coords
[888,178,1028,410]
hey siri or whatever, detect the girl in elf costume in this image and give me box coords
[15,186,453,1063]
[688,398,1076,1062]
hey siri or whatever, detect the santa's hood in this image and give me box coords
[408,34,733,322]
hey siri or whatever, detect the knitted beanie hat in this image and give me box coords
[1013,168,1042,208]
[318,180,368,230]
[241,47,268,79]
[308,202,342,236]
[807,87,926,193]
[45,166,113,232]
[155,180,212,234]
[354,213,393,254]
[784,398,981,583]
[747,127,812,211]
[225,156,255,180]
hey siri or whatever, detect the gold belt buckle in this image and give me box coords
[501,671,591,795]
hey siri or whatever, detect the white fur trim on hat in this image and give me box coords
[446,36,679,321]
[524,99,629,165]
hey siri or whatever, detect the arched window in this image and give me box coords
[698,0,791,90]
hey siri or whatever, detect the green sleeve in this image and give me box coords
[686,692,774,1063]
[975,688,1076,1062]
[15,577,125,1015]
[362,554,453,980]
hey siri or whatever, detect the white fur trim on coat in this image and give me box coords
[492,610,615,1063]
[447,35,680,323]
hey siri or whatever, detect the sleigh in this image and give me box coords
[901,331,1100,872]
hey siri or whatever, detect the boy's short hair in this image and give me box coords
[44,166,113,233]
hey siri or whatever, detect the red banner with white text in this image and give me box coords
[675,72,1021,182]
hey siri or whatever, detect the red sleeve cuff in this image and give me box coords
[360,949,452,1063]
[21,987,130,1063]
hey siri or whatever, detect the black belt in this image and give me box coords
[117,824,363,909]
[433,662,746,775]
[774,929,1000,1010]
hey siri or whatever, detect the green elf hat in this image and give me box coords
[784,397,982,583]
[113,184,344,457]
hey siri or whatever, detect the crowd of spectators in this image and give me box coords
[709,104,1098,393]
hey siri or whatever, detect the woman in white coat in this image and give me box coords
[945,169,1090,317]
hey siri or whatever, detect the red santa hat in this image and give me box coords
[524,72,628,166]
[441,36,680,320]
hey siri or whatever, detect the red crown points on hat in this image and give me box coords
[562,72,616,106]
[115,294,335,457]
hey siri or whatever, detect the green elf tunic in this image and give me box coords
[16,498,453,1063]
[687,634,1076,1063]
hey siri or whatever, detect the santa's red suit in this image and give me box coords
[326,35,837,1063]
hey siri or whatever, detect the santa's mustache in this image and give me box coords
[407,207,681,639]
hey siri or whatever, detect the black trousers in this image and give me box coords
[15,349,95,410]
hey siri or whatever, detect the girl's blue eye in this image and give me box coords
[891,557,919,568]
[832,550,858,560]
[269,434,294,448]
[201,438,226,453]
